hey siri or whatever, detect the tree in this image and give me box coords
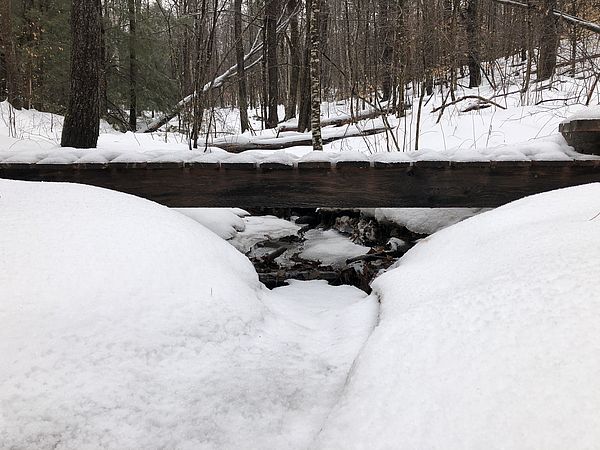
[265,0,279,129]
[465,0,482,88]
[128,0,138,131]
[284,0,301,120]
[234,0,249,132]
[309,0,323,150]
[537,0,559,81]
[0,0,22,109]
[378,0,394,101]
[61,0,102,148]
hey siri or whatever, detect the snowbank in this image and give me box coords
[563,104,600,122]
[362,207,488,234]
[0,180,378,449]
[316,183,600,449]
[174,207,248,239]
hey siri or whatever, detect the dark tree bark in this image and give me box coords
[378,0,393,101]
[128,0,138,131]
[265,0,279,129]
[537,0,558,81]
[284,0,301,120]
[61,0,102,148]
[99,4,108,118]
[309,0,323,150]
[234,0,249,132]
[465,0,482,88]
[0,0,22,109]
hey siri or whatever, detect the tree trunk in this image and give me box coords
[378,0,393,101]
[465,0,482,88]
[309,0,323,150]
[297,0,311,132]
[61,0,102,148]
[537,0,558,81]
[0,0,22,109]
[128,0,138,131]
[284,0,301,120]
[234,0,249,132]
[99,5,108,118]
[265,0,279,129]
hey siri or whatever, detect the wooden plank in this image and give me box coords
[559,119,600,155]
[1,160,600,208]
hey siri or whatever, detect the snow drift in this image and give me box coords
[0,180,377,449]
[315,183,600,450]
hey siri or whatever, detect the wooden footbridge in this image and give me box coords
[2,158,600,208]
[1,119,598,208]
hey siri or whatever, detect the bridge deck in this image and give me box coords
[2,160,599,208]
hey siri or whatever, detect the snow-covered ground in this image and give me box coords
[3,179,600,448]
[0,180,377,449]
[1,46,599,164]
[315,183,600,449]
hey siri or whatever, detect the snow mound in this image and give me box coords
[0,180,378,449]
[174,207,248,239]
[316,183,600,449]
[363,207,488,234]
[0,180,265,448]
[300,229,370,267]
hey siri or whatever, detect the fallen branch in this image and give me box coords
[491,0,600,35]
[141,11,297,134]
[432,95,507,117]
[278,108,386,132]
[213,127,387,153]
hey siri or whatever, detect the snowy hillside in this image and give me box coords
[315,183,600,450]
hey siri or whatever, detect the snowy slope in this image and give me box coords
[315,183,600,450]
[0,180,377,449]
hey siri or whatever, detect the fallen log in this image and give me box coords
[491,0,600,35]
[212,126,387,153]
[278,108,386,132]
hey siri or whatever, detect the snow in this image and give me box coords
[2,50,600,165]
[230,215,301,253]
[363,207,488,234]
[315,183,600,449]
[563,104,600,122]
[173,207,249,239]
[0,180,377,449]
[300,229,370,267]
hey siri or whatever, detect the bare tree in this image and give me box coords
[234,0,250,132]
[465,0,482,87]
[0,0,22,109]
[537,0,559,81]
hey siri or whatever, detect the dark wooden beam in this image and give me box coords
[1,160,600,208]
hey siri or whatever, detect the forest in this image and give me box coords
[4,1,600,448]
[1,0,599,150]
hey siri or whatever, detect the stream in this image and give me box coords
[230,208,429,293]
